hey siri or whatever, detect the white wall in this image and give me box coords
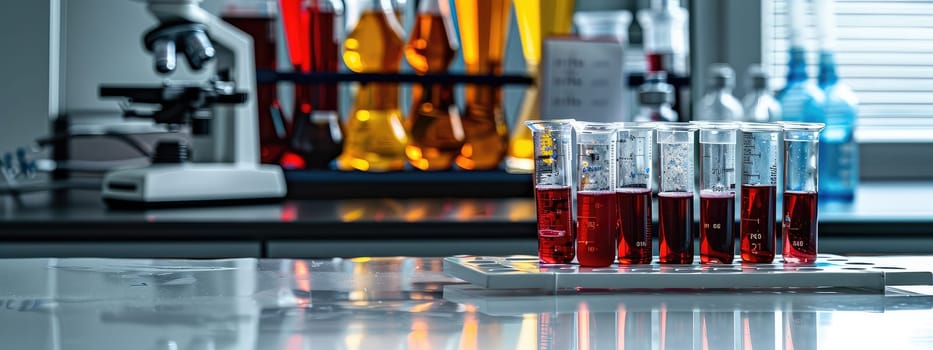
[0,0,56,155]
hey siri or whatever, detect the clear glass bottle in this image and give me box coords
[638,0,689,118]
[815,0,858,202]
[742,64,781,122]
[697,64,743,121]
[403,0,462,171]
[634,72,678,122]
[338,0,408,172]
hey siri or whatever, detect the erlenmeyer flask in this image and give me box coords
[403,0,462,171]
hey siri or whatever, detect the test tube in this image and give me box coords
[656,123,698,264]
[739,122,782,263]
[575,122,617,267]
[526,119,576,264]
[781,122,824,264]
[697,122,738,264]
[614,122,655,264]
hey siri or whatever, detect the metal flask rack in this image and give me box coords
[256,71,689,199]
[443,254,933,292]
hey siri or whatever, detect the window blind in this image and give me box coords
[766,0,933,133]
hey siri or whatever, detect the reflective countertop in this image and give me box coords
[2,256,932,349]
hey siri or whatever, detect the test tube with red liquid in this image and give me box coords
[656,123,698,264]
[575,122,617,267]
[739,122,782,263]
[781,122,824,264]
[526,120,576,264]
[614,122,655,264]
[697,122,738,264]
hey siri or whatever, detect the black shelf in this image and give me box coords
[256,70,690,88]
[257,70,534,86]
[285,170,532,199]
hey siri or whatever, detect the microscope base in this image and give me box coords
[101,163,286,205]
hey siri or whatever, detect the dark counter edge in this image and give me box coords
[0,220,929,241]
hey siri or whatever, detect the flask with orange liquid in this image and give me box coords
[404,0,463,171]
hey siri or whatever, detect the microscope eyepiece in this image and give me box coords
[144,23,215,74]
[152,38,177,74]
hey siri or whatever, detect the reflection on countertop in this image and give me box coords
[0,256,932,349]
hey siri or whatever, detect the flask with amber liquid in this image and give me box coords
[404,0,463,171]
[506,0,576,173]
[453,0,511,170]
[338,0,408,172]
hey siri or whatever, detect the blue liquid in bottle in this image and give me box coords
[776,47,824,124]
[818,51,858,202]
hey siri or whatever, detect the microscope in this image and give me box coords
[100,0,286,206]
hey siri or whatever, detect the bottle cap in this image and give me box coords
[639,72,674,106]
[746,64,769,90]
[708,63,735,89]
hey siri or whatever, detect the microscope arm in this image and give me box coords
[144,0,259,165]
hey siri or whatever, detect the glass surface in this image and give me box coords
[0,256,931,349]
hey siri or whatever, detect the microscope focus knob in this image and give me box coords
[152,140,190,164]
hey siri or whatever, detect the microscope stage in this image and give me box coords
[101,163,286,206]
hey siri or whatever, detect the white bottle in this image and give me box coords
[697,64,743,121]
[742,65,782,122]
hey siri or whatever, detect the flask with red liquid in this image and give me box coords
[222,1,290,165]
[656,123,698,264]
[614,122,655,264]
[526,119,576,264]
[279,0,344,169]
[574,122,617,267]
[781,122,824,264]
[739,122,782,263]
[696,121,738,264]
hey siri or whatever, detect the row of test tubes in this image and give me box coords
[526,120,825,267]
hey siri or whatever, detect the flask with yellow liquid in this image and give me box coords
[453,0,511,170]
[338,0,408,172]
[506,0,576,173]
[404,0,463,171]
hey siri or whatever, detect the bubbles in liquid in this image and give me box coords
[661,142,692,192]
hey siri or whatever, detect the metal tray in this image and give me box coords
[443,254,932,292]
